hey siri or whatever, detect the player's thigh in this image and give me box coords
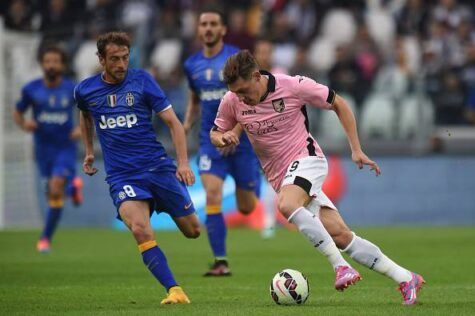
[118,200,154,243]
[319,207,353,249]
[200,173,225,204]
[278,184,312,218]
[173,213,201,239]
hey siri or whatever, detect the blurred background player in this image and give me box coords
[75,32,200,305]
[212,50,425,305]
[13,45,83,253]
[183,8,261,276]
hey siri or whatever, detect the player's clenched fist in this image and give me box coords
[176,163,195,186]
[83,154,98,176]
[220,130,240,147]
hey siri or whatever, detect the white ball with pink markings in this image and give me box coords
[270,269,309,305]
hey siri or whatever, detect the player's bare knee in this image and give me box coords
[237,200,255,215]
[277,198,301,219]
[205,190,222,205]
[185,226,201,239]
[130,221,153,242]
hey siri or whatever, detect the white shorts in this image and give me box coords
[281,156,337,212]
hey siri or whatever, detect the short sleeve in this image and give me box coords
[214,93,237,132]
[74,84,88,111]
[142,71,172,113]
[183,61,197,92]
[16,86,32,112]
[294,75,335,110]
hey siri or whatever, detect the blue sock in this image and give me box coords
[140,241,177,291]
[205,205,227,259]
[41,207,63,241]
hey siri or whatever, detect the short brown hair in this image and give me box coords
[37,44,67,64]
[97,31,131,57]
[223,50,259,84]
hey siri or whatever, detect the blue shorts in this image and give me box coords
[109,169,196,220]
[198,148,261,197]
[35,144,76,180]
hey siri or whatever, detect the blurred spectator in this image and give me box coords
[285,0,317,44]
[268,11,296,70]
[40,0,76,50]
[352,23,381,84]
[373,37,413,100]
[396,0,429,37]
[3,0,34,32]
[73,26,101,81]
[224,7,255,51]
[118,0,156,68]
[328,45,364,107]
[253,38,287,74]
[431,0,472,31]
[433,70,467,125]
[289,45,320,80]
[84,0,119,35]
[462,44,475,124]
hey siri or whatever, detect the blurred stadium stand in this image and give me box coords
[0,0,474,228]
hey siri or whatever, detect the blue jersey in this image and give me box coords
[74,69,176,182]
[16,78,76,148]
[184,44,253,158]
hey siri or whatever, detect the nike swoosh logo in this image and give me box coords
[184,202,192,210]
[275,280,286,296]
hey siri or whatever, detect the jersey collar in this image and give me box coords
[259,70,276,102]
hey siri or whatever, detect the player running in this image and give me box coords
[75,32,200,304]
[13,45,83,253]
[211,50,425,305]
[183,9,261,276]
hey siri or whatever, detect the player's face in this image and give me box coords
[198,13,226,47]
[100,44,129,83]
[41,52,64,81]
[228,72,262,106]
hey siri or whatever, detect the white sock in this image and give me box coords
[343,233,412,283]
[288,207,349,269]
[263,183,277,230]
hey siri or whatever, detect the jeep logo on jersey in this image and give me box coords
[272,98,285,113]
[107,94,117,107]
[98,114,138,129]
[126,92,134,106]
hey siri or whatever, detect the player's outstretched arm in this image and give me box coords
[332,94,381,176]
[158,108,195,186]
[183,90,200,135]
[79,110,98,176]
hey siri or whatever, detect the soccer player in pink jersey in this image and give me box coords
[210,50,425,305]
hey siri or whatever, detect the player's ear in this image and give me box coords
[97,53,105,67]
[221,25,227,37]
[252,70,261,81]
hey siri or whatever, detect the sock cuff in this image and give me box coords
[49,197,64,208]
[138,240,157,253]
[206,205,221,215]
[287,206,306,223]
[341,231,357,253]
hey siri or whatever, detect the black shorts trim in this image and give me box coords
[293,176,312,195]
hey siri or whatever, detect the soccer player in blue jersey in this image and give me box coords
[183,9,261,276]
[75,32,200,304]
[13,45,83,253]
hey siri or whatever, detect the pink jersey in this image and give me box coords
[214,71,335,191]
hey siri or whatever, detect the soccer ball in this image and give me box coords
[270,269,309,305]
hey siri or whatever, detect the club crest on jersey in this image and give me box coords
[107,94,117,107]
[272,98,285,113]
[125,92,134,106]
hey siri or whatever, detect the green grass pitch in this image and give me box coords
[1,227,475,315]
